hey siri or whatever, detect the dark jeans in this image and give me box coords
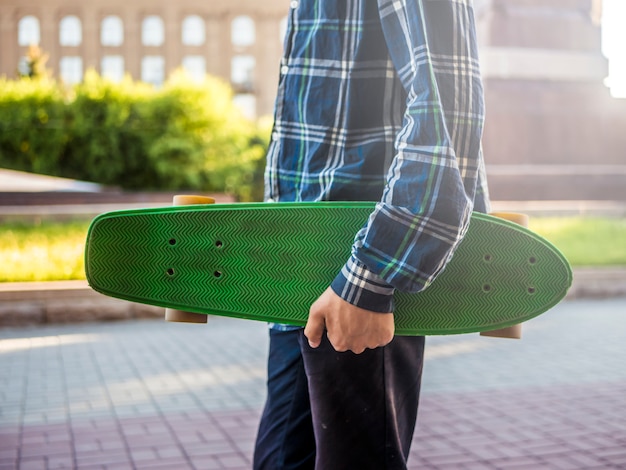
[253,328,425,470]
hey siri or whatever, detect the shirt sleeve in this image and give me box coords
[332,0,487,312]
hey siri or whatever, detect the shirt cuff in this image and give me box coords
[330,255,395,313]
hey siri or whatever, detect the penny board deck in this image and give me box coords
[85,202,572,335]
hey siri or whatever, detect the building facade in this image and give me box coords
[2,0,626,200]
[1,0,287,118]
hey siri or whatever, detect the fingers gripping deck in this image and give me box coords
[85,202,572,336]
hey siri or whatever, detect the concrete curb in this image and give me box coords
[0,281,163,327]
[1,268,625,327]
[566,267,626,299]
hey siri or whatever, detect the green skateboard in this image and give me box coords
[84,201,572,336]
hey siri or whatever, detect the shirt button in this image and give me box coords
[272,132,278,141]
[280,65,289,75]
[290,0,299,8]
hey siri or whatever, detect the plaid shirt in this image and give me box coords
[265,0,490,315]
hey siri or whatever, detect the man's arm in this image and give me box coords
[305,0,486,353]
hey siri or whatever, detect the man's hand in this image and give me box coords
[304,287,394,354]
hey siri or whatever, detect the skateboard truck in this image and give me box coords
[165,195,216,324]
[480,211,529,340]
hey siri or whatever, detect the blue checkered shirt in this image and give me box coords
[265,0,490,321]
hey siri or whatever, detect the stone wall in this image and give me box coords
[477,0,626,200]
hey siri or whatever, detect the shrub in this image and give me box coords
[0,77,66,175]
[61,71,155,186]
[0,70,269,201]
[139,70,268,196]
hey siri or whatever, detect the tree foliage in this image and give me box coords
[0,70,269,201]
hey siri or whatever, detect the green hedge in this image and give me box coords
[0,70,270,201]
[0,77,66,175]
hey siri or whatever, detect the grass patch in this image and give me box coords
[0,220,90,282]
[529,217,626,267]
[0,216,625,283]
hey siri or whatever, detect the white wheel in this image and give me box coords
[480,212,529,340]
[165,195,214,324]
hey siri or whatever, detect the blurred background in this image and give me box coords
[1,2,626,469]
[0,0,625,201]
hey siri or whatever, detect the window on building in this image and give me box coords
[231,16,255,47]
[141,55,165,86]
[182,56,206,82]
[231,55,255,89]
[18,16,40,46]
[233,94,257,120]
[101,55,124,82]
[101,16,124,47]
[142,16,164,47]
[60,16,82,47]
[60,56,83,84]
[182,15,205,46]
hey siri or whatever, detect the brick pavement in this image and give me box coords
[1,298,626,469]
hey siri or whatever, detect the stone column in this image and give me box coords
[82,6,99,72]
[205,15,223,78]
[0,7,17,77]
[164,4,180,78]
[122,7,140,80]
[209,12,231,83]
[40,7,58,77]
[255,14,281,116]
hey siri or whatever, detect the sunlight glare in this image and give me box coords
[603,0,626,98]
[0,334,101,353]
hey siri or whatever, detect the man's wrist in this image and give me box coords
[330,255,395,313]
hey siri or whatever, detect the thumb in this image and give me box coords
[304,304,325,349]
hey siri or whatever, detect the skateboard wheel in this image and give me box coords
[489,211,529,227]
[172,195,216,205]
[480,212,529,340]
[165,308,208,324]
[165,195,215,324]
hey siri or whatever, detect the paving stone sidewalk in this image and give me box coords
[1,298,626,469]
